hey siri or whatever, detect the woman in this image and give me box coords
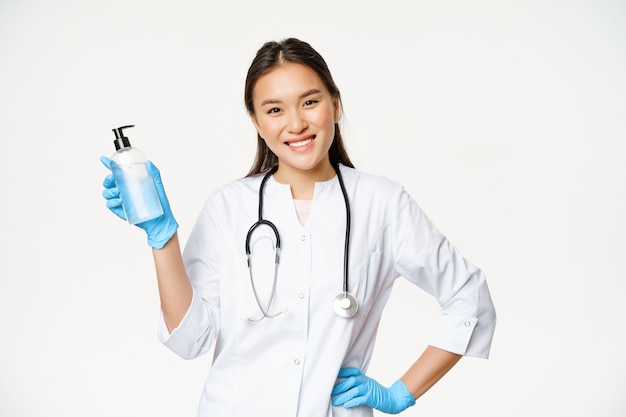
[101,38,496,416]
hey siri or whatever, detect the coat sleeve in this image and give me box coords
[156,195,222,360]
[391,187,496,358]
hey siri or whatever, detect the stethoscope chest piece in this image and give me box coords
[333,292,358,318]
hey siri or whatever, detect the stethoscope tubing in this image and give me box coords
[245,165,280,259]
[244,164,357,320]
[333,164,351,295]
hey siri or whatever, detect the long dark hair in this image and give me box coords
[244,38,354,176]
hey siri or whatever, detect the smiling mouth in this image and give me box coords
[286,136,315,147]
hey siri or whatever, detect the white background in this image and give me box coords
[1,0,625,416]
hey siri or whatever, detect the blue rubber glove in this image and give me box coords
[100,156,178,249]
[331,368,415,414]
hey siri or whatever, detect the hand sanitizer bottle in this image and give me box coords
[110,125,163,224]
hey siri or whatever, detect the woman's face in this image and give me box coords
[250,62,339,183]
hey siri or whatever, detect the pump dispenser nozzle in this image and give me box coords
[112,125,135,151]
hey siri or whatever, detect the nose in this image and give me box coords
[287,109,307,133]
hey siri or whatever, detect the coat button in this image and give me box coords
[300,235,307,241]
[465,321,471,327]
[294,359,301,365]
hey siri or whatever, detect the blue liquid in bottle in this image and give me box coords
[110,125,163,225]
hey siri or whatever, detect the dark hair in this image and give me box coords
[244,38,354,176]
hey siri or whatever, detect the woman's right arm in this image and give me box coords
[101,156,192,333]
[152,232,193,333]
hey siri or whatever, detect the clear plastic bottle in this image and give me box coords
[110,125,163,224]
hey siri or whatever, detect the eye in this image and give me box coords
[266,107,281,114]
[304,99,319,107]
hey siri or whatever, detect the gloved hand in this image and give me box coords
[100,156,178,249]
[331,367,415,414]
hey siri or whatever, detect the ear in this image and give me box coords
[333,96,341,124]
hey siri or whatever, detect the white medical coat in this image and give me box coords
[157,165,496,417]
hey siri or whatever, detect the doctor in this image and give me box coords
[101,38,496,416]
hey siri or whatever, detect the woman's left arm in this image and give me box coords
[331,346,461,413]
[400,345,462,400]
[332,182,494,413]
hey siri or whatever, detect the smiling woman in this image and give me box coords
[250,63,339,198]
[99,37,496,417]
[244,39,354,178]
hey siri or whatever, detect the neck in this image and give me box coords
[274,161,336,200]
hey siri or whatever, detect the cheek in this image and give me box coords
[261,124,287,150]
[320,108,336,130]
[255,117,279,138]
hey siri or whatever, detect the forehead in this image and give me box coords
[253,63,329,101]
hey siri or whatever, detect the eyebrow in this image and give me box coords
[260,88,322,106]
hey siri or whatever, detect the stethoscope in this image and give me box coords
[244,164,358,321]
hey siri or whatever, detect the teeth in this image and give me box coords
[288,138,312,147]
